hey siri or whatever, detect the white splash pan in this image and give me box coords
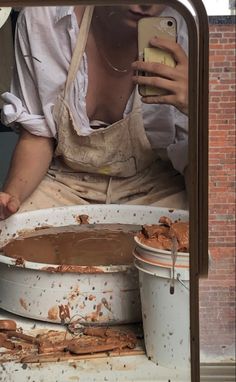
[0,205,188,324]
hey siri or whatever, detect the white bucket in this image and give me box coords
[134,246,190,369]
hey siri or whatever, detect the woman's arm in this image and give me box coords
[0,129,54,219]
[132,36,188,115]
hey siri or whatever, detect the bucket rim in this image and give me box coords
[134,258,172,278]
[134,236,189,257]
[133,249,190,269]
[134,258,190,282]
[0,253,134,273]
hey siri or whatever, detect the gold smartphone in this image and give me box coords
[138,17,177,97]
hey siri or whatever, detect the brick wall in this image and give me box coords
[199,18,236,362]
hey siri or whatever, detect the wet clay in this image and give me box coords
[1,224,140,266]
[137,217,189,252]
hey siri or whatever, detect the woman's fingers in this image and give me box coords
[132,71,188,114]
[132,73,177,94]
[132,37,188,114]
[0,193,20,220]
[149,37,187,65]
[141,93,177,105]
[142,93,188,115]
[132,61,177,81]
[7,196,20,214]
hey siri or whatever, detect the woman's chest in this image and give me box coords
[85,52,134,124]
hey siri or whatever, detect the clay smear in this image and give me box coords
[1,224,140,266]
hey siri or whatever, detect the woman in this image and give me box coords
[0,4,189,219]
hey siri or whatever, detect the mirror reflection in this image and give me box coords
[0,4,189,214]
[0,3,191,378]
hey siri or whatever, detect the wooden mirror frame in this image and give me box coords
[0,1,209,381]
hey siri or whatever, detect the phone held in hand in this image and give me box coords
[138,17,177,97]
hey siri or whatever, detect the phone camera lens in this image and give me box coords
[167,21,173,27]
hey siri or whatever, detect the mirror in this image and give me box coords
[0,2,208,381]
[0,5,189,212]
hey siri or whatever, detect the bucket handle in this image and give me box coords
[176,273,189,291]
[170,237,178,294]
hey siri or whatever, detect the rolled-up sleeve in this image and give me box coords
[1,10,57,138]
[1,92,53,136]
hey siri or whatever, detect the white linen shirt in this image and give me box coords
[1,6,189,174]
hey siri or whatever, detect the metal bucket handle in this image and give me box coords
[176,273,189,291]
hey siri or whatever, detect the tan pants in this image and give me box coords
[19,161,188,212]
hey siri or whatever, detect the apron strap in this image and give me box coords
[63,5,141,113]
[64,6,94,97]
[132,85,142,112]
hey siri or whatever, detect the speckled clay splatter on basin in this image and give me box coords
[0,205,188,324]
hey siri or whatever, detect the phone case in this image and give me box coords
[138,17,177,97]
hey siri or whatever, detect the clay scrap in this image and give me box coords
[137,216,189,252]
[0,319,139,363]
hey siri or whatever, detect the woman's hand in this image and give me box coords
[0,192,20,220]
[132,37,188,115]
